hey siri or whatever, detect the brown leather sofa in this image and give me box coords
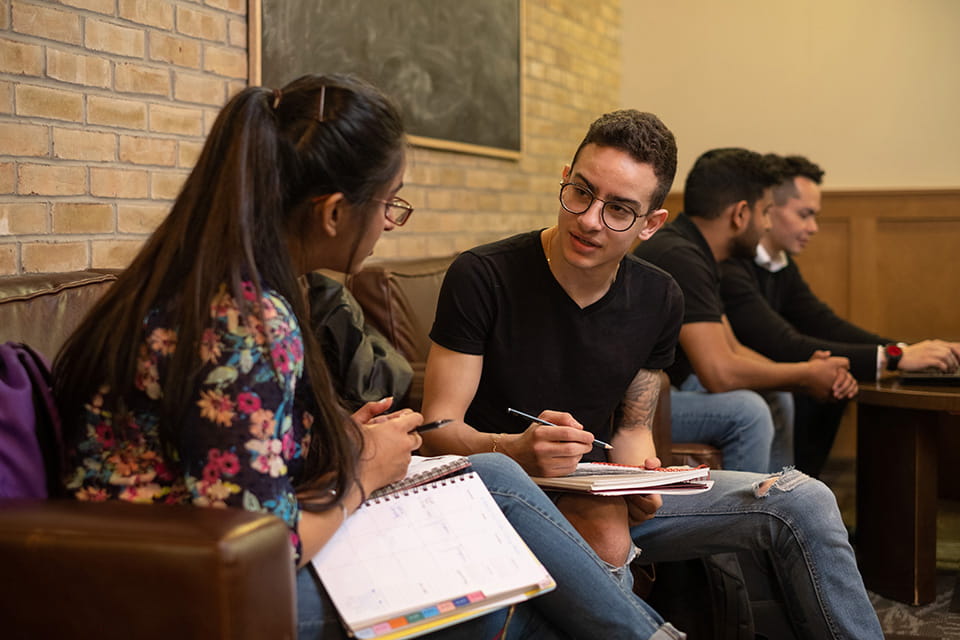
[0,258,721,638]
[0,271,296,639]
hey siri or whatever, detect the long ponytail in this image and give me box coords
[54,74,406,513]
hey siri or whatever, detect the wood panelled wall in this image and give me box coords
[795,190,960,343]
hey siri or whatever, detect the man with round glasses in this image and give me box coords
[420,111,882,638]
[558,181,650,231]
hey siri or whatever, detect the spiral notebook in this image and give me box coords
[312,471,555,640]
[531,462,713,496]
[367,455,471,500]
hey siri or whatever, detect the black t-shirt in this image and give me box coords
[430,230,683,452]
[632,213,721,384]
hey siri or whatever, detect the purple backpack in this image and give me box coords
[0,342,64,499]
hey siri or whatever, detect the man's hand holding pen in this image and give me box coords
[501,408,596,477]
[507,408,613,449]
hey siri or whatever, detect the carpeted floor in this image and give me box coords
[871,572,960,639]
[820,459,960,639]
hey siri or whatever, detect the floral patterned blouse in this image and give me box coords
[64,282,312,562]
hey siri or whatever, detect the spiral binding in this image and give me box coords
[367,457,470,501]
[365,472,473,506]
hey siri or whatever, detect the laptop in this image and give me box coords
[899,368,960,385]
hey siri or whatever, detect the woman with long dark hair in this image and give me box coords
[54,74,683,639]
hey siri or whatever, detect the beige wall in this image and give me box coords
[0,0,621,274]
[622,0,960,190]
[625,2,960,461]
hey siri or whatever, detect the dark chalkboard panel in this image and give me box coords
[250,0,522,159]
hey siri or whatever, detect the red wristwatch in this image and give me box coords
[884,343,903,371]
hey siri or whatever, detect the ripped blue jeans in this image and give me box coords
[631,468,883,640]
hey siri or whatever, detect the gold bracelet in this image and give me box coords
[491,432,505,453]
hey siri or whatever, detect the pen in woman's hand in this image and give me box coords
[414,419,453,433]
[506,407,613,449]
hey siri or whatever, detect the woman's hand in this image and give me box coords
[298,401,418,566]
[351,400,423,495]
[352,397,394,425]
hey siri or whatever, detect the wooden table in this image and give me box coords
[856,380,960,605]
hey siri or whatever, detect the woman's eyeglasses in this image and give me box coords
[374,196,414,226]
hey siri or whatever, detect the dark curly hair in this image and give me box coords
[569,110,678,211]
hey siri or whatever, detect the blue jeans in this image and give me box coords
[298,453,685,640]
[764,387,795,472]
[671,374,794,473]
[632,468,883,640]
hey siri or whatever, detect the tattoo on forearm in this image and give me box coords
[619,369,660,432]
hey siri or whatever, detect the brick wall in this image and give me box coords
[0,0,620,274]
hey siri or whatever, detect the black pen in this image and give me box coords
[506,408,614,450]
[415,419,453,433]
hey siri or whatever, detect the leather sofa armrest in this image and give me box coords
[652,371,724,469]
[669,444,725,470]
[652,370,673,461]
[0,500,296,639]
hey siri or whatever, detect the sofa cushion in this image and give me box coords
[0,271,118,361]
[346,256,455,363]
[346,256,456,409]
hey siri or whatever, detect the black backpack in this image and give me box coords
[646,552,800,640]
[645,554,755,640]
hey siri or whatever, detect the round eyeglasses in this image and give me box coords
[373,196,415,226]
[558,182,645,232]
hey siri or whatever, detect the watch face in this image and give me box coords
[886,344,904,357]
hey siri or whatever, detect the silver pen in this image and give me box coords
[506,407,614,449]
